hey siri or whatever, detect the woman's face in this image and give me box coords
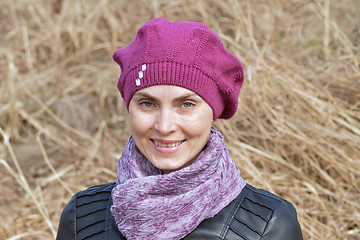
[129,85,214,174]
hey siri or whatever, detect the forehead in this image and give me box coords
[134,85,200,99]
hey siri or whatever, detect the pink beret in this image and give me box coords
[113,18,244,119]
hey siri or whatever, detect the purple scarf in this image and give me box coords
[111,128,246,240]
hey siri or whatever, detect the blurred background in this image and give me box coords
[0,0,359,239]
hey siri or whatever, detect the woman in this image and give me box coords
[57,18,303,240]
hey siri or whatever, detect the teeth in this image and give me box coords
[154,140,183,148]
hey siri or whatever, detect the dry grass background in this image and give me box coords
[0,0,359,239]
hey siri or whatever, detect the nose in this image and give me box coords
[154,108,177,135]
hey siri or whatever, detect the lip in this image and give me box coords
[151,138,185,154]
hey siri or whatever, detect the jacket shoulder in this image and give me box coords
[56,182,116,240]
[225,184,303,240]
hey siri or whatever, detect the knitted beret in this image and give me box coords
[113,18,244,119]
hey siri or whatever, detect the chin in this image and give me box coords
[155,160,192,174]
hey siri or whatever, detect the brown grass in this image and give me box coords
[1,0,359,239]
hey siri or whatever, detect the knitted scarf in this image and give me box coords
[111,128,246,240]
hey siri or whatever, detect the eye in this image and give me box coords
[139,101,155,108]
[181,101,195,108]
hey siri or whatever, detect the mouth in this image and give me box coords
[151,139,185,148]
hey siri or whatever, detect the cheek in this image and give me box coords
[129,111,148,137]
[185,109,213,137]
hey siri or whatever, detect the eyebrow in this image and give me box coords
[133,92,199,102]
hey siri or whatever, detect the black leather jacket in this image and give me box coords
[56,182,303,240]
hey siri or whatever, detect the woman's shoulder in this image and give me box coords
[77,182,116,196]
[56,182,118,240]
[226,183,303,240]
[186,183,303,240]
[243,183,296,211]
[62,182,115,214]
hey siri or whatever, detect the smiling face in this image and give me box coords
[128,85,214,174]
